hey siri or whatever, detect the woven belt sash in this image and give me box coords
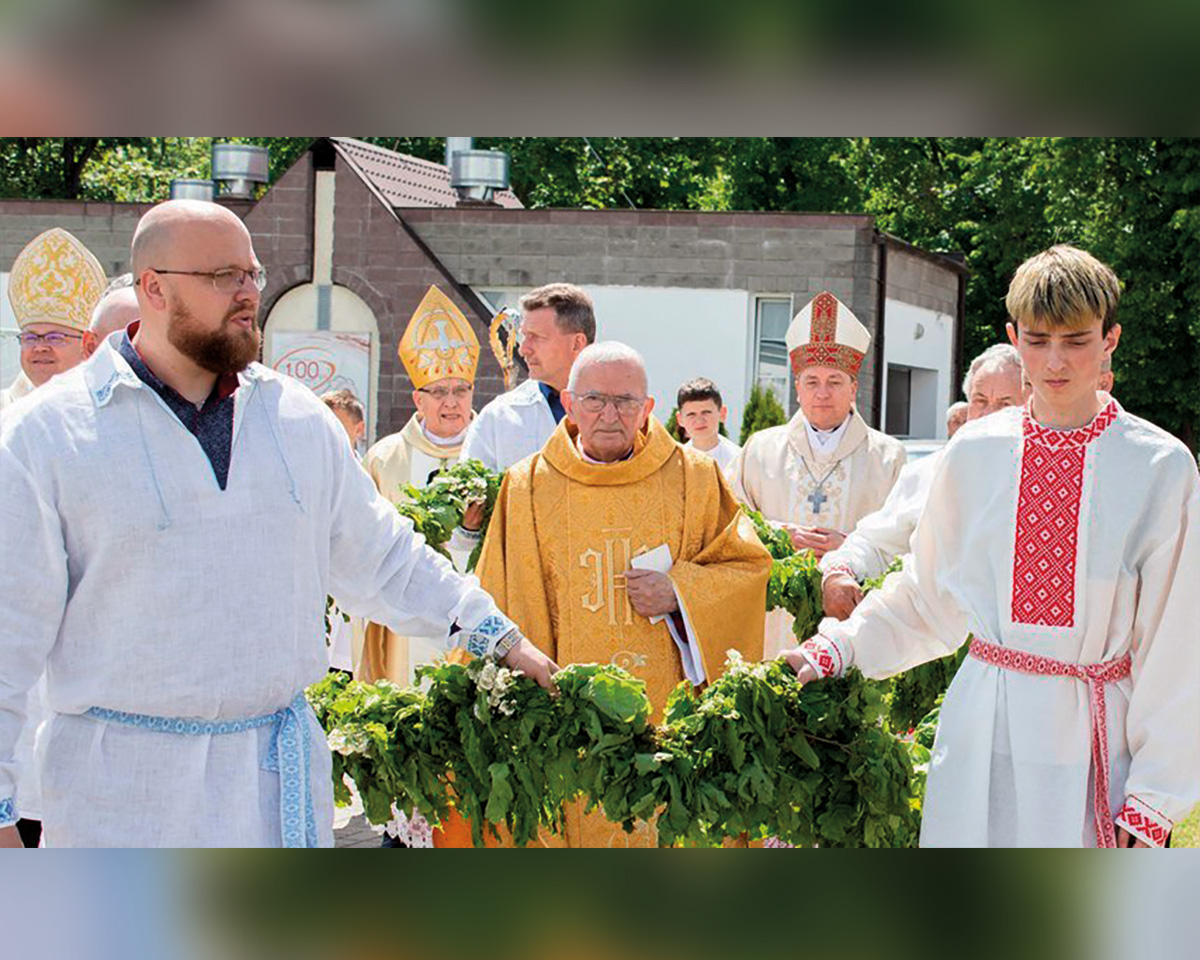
[86,691,318,848]
[969,638,1131,848]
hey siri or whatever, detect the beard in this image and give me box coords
[167,300,261,374]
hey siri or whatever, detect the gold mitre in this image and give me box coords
[399,285,480,389]
[8,228,107,332]
[785,291,871,377]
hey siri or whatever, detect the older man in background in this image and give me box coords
[476,342,771,846]
[945,401,969,438]
[89,274,141,345]
[820,342,1028,619]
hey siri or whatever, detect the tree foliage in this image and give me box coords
[739,382,788,446]
[4,137,1195,447]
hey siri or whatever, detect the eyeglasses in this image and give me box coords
[418,386,473,402]
[16,331,85,347]
[146,266,267,293]
[572,392,646,416]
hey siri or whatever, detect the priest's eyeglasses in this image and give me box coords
[16,331,85,347]
[573,392,645,416]
[144,267,268,293]
[419,386,473,402]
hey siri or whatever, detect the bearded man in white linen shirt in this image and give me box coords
[820,343,1027,620]
[0,200,556,849]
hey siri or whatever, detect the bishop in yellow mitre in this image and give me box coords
[475,341,772,847]
[358,285,481,686]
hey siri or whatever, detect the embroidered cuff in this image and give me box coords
[0,796,17,827]
[1115,796,1173,848]
[460,612,518,659]
[798,635,846,679]
[821,561,857,583]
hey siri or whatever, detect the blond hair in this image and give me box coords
[1006,245,1121,334]
[320,389,364,424]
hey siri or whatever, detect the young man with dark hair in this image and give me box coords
[676,377,741,473]
[785,246,1199,848]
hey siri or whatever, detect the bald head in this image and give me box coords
[91,283,140,342]
[131,199,253,278]
[567,342,648,395]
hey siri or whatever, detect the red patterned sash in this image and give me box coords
[968,638,1131,848]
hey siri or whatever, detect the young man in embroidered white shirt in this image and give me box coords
[0,200,557,849]
[784,245,1200,848]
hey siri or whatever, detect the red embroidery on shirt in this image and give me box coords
[1116,796,1173,847]
[1010,400,1119,627]
[800,636,843,679]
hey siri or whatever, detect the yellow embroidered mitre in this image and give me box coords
[8,228,107,332]
[399,286,480,389]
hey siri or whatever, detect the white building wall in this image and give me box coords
[1,273,19,389]
[881,298,955,440]
[480,285,754,438]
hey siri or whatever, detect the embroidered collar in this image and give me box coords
[1023,397,1120,450]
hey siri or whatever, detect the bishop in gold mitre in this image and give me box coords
[726,291,905,657]
[358,285,481,685]
[2,228,106,410]
[474,342,772,847]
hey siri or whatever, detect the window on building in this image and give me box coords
[885,364,912,436]
[754,297,794,416]
[477,289,523,314]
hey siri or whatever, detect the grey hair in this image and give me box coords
[946,401,968,427]
[567,341,647,393]
[103,272,135,295]
[962,343,1022,398]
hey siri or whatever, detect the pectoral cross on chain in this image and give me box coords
[802,460,840,517]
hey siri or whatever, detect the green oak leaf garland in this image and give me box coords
[308,655,921,848]
[394,459,503,572]
[308,472,965,847]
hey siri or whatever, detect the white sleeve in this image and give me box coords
[820,468,923,582]
[324,423,514,658]
[0,443,69,823]
[459,405,498,473]
[805,447,971,681]
[1115,463,1200,845]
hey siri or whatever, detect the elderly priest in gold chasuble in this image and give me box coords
[476,342,772,846]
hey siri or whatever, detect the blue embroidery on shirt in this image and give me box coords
[0,797,15,826]
[464,614,515,657]
[86,693,318,848]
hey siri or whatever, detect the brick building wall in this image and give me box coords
[401,208,890,423]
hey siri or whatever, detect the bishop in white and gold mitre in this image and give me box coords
[2,227,107,405]
[358,286,483,686]
[785,290,871,378]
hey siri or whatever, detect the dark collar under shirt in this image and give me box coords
[117,326,239,490]
[538,381,566,424]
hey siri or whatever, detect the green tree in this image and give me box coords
[739,383,788,445]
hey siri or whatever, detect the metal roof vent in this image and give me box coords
[445,137,474,167]
[211,143,270,200]
[169,179,215,202]
[450,150,510,205]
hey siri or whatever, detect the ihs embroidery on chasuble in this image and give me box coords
[579,528,651,628]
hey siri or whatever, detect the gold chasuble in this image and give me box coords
[476,416,772,846]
